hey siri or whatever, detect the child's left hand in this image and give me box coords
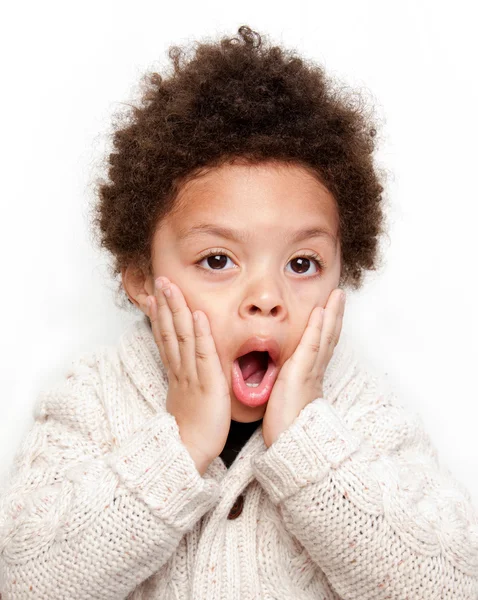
[262,288,346,449]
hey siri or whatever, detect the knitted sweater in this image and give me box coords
[0,315,477,599]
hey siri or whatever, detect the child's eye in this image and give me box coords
[194,249,326,277]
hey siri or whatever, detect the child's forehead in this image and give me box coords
[178,160,331,196]
[162,171,339,251]
[171,161,338,225]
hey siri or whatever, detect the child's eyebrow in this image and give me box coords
[177,224,337,247]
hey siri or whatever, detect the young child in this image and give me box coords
[1,25,477,600]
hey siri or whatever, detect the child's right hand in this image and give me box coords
[145,277,231,476]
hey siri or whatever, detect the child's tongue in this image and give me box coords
[238,351,268,384]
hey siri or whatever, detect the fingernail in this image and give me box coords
[340,291,346,303]
[155,277,165,290]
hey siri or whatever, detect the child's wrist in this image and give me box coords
[184,442,213,476]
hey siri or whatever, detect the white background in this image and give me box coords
[0,0,477,506]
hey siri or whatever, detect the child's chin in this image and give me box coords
[230,391,267,422]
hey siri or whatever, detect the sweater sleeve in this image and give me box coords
[252,373,478,599]
[0,355,220,600]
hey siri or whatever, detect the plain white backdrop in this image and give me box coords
[0,0,476,505]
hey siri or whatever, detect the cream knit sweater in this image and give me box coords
[0,315,477,599]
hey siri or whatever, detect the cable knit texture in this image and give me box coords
[0,314,477,599]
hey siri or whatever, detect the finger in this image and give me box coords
[146,294,169,372]
[293,306,325,375]
[192,310,225,389]
[333,291,346,344]
[315,289,345,370]
[160,281,198,382]
[153,278,181,374]
[136,291,170,372]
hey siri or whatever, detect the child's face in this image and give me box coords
[134,161,341,422]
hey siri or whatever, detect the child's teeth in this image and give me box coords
[246,383,259,387]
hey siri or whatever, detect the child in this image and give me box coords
[1,25,477,600]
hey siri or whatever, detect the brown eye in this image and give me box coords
[204,254,229,270]
[290,257,311,274]
[287,256,322,275]
[196,252,235,272]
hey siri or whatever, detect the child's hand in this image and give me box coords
[262,289,346,449]
[143,277,231,475]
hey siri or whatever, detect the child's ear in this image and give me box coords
[121,265,154,311]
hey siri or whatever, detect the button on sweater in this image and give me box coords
[0,314,477,599]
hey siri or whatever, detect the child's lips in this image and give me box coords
[233,336,281,365]
[231,356,279,408]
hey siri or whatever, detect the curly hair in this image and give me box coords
[88,25,390,310]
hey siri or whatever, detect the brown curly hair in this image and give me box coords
[88,25,390,310]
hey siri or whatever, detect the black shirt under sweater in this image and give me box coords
[219,418,263,469]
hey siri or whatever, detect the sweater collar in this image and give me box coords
[118,313,358,418]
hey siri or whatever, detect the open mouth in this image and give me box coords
[231,351,279,408]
